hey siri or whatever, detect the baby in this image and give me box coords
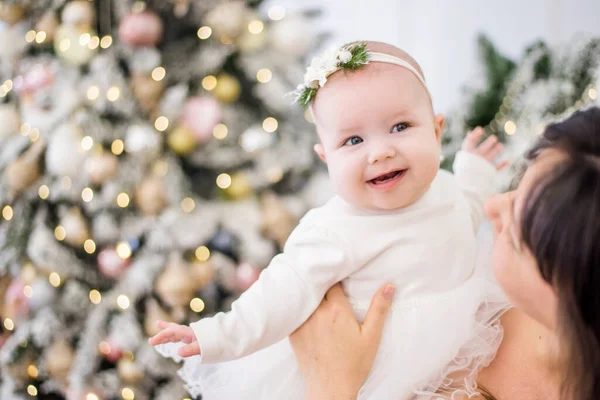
[151,41,508,399]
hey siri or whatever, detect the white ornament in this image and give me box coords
[239,126,275,153]
[46,123,86,177]
[125,124,162,156]
[205,1,249,39]
[0,104,20,139]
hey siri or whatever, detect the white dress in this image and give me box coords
[156,153,511,399]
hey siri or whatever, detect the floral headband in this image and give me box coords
[293,41,430,108]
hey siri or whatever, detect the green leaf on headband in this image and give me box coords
[340,42,370,70]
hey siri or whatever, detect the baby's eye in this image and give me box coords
[343,136,363,146]
[392,122,409,133]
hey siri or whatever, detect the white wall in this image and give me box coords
[267,0,600,114]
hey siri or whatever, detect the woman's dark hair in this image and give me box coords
[520,106,600,400]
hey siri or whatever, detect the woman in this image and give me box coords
[290,107,600,400]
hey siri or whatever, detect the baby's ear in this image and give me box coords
[433,113,445,144]
[313,143,326,162]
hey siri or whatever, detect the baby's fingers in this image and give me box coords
[475,135,498,156]
[462,127,484,151]
[178,342,201,358]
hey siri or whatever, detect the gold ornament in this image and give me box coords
[35,11,60,43]
[189,260,215,290]
[131,72,164,116]
[213,73,241,104]
[60,207,90,247]
[85,150,119,185]
[224,172,253,200]
[46,340,74,384]
[0,4,25,26]
[260,191,298,249]
[155,253,196,316]
[144,298,176,337]
[20,262,38,284]
[167,125,197,156]
[135,175,168,216]
[54,25,98,66]
[117,358,144,384]
[5,140,44,198]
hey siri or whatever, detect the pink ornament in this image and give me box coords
[97,248,131,279]
[5,279,30,317]
[118,11,163,47]
[236,262,261,292]
[181,96,222,143]
[101,337,123,363]
[14,64,54,95]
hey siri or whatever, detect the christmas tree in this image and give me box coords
[0,1,328,399]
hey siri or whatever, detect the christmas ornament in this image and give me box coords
[135,175,168,216]
[35,11,60,43]
[46,339,74,383]
[260,192,298,249]
[0,104,20,139]
[125,123,162,156]
[15,63,54,97]
[54,25,98,66]
[28,278,57,310]
[60,207,90,247]
[97,247,131,279]
[131,72,164,115]
[155,253,196,312]
[4,279,29,320]
[269,16,312,57]
[118,11,163,47]
[144,298,175,337]
[239,125,275,153]
[181,96,222,143]
[85,150,119,185]
[167,125,197,156]
[5,140,44,198]
[117,358,144,384]
[223,172,253,200]
[236,262,260,292]
[46,123,85,177]
[213,73,241,104]
[0,3,25,26]
[101,336,123,363]
[189,260,215,290]
[61,1,95,28]
[205,1,249,39]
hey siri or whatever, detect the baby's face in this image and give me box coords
[313,63,444,211]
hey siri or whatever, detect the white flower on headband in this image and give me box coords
[292,42,370,108]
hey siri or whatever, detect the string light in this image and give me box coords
[107,86,120,102]
[89,289,102,305]
[262,117,278,133]
[257,69,272,83]
[197,26,212,40]
[20,123,32,136]
[25,30,36,43]
[2,205,13,220]
[23,285,33,298]
[122,388,135,400]
[116,242,132,259]
[268,6,286,20]
[86,394,99,400]
[152,67,166,81]
[504,120,517,136]
[27,385,37,396]
[111,139,125,155]
[88,36,100,49]
[99,341,111,355]
[87,86,100,101]
[54,225,66,241]
[27,365,39,378]
[38,185,50,200]
[35,31,47,44]
[3,318,14,331]
[82,187,94,202]
[190,298,205,313]
[79,33,91,46]
[49,272,61,287]
[202,75,217,91]
[81,136,94,150]
[3,80,13,91]
[248,20,264,34]
[117,295,130,309]
[117,193,130,208]
[213,123,228,139]
[59,38,71,52]
[589,88,598,100]
[84,239,96,254]
[155,116,169,132]
[195,246,210,262]
[181,197,195,213]
[100,35,113,48]
[267,166,284,183]
[29,128,40,142]
[216,173,232,189]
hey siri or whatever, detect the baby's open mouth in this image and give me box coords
[368,169,406,185]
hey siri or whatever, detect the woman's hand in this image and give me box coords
[290,283,396,400]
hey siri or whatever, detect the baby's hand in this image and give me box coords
[148,320,201,357]
[461,126,508,171]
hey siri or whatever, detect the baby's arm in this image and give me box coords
[190,223,355,364]
[453,127,504,233]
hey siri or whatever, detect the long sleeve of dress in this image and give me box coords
[452,151,498,233]
[189,222,357,364]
